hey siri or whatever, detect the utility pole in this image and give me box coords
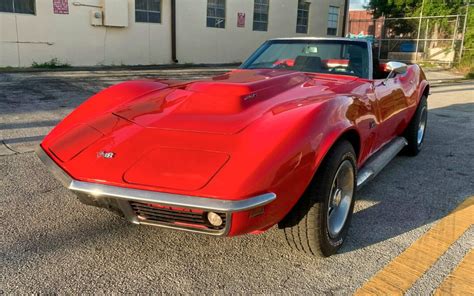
[415,0,426,62]
[459,0,470,61]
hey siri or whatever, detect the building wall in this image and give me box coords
[1,0,346,67]
[1,0,172,67]
[348,9,383,39]
[176,0,346,64]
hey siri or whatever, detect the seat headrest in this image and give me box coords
[293,56,322,72]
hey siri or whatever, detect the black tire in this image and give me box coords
[279,140,357,257]
[404,95,428,156]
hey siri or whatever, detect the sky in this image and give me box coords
[350,0,369,10]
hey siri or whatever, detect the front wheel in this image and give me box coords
[279,140,357,257]
[404,95,428,156]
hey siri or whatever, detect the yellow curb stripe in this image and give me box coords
[355,196,474,296]
[434,249,474,295]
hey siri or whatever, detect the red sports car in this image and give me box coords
[37,38,429,257]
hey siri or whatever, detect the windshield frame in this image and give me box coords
[240,38,373,80]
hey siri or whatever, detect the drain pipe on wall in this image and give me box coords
[171,0,178,63]
[341,0,350,37]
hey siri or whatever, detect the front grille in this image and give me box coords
[129,201,227,231]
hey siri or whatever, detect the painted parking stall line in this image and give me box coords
[434,249,474,295]
[355,196,474,295]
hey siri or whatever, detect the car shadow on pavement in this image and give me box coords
[1,97,473,293]
[340,102,474,254]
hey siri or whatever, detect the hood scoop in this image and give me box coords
[114,71,309,135]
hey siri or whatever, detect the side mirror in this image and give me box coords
[386,61,407,77]
[380,61,407,85]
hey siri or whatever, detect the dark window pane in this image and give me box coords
[148,0,160,12]
[253,22,267,31]
[296,25,307,34]
[217,19,225,28]
[13,0,35,14]
[207,17,215,27]
[216,8,225,17]
[207,8,215,17]
[135,0,147,10]
[207,0,225,28]
[327,6,339,35]
[135,10,148,22]
[0,1,14,13]
[296,0,309,34]
[135,0,161,23]
[148,11,160,23]
[253,0,268,32]
[327,28,337,35]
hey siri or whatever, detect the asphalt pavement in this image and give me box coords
[0,68,473,294]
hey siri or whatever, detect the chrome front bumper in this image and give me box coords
[36,146,276,235]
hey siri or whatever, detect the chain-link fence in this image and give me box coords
[349,14,468,65]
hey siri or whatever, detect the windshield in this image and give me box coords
[240,39,370,79]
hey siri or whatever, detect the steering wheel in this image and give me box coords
[273,62,290,69]
[329,65,362,77]
[329,65,350,72]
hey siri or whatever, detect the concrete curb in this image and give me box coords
[429,79,474,87]
[0,63,241,74]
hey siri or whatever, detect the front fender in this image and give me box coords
[224,95,364,235]
[42,80,178,148]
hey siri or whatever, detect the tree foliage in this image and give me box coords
[367,0,472,70]
[367,0,467,18]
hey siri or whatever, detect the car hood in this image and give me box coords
[112,69,352,135]
[44,69,358,193]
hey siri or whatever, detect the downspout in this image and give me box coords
[341,0,350,37]
[171,0,178,63]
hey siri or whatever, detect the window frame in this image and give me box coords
[135,0,162,24]
[253,0,269,32]
[327,5,339,36]
[296,0,310,34]
[0,0,36,15]
[206,0,226,29]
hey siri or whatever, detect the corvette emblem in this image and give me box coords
[97,151,115,159]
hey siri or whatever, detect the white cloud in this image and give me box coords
[350,0,369,10]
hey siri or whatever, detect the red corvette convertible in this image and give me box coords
[37,38,429,257]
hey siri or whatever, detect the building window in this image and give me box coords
[135,0,161,23]
[0,0,35,14]
[327,6,339,36]
[253,0,269,31]
[207,0,225,28]
[296,0,310,34]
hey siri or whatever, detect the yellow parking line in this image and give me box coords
[434,249,474,295]
[355,196,474,295]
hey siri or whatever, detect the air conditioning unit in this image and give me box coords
[101,0,129,27]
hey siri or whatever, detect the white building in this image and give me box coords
[0,0,348,67]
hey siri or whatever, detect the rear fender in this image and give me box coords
[418,65,430,101]
[402,66,429,131]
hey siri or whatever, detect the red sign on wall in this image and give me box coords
[53,0,69,14]
[237,13,246,27]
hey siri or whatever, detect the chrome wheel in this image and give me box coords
[417,106,427,146]
[327,160,355,238]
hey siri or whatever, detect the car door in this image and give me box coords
[373,67,417,149]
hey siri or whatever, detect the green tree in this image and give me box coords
[366,0,465,18]
[367,0,473,73]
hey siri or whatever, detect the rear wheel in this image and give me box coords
[404,95,428,156]
[279,140,357,257]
